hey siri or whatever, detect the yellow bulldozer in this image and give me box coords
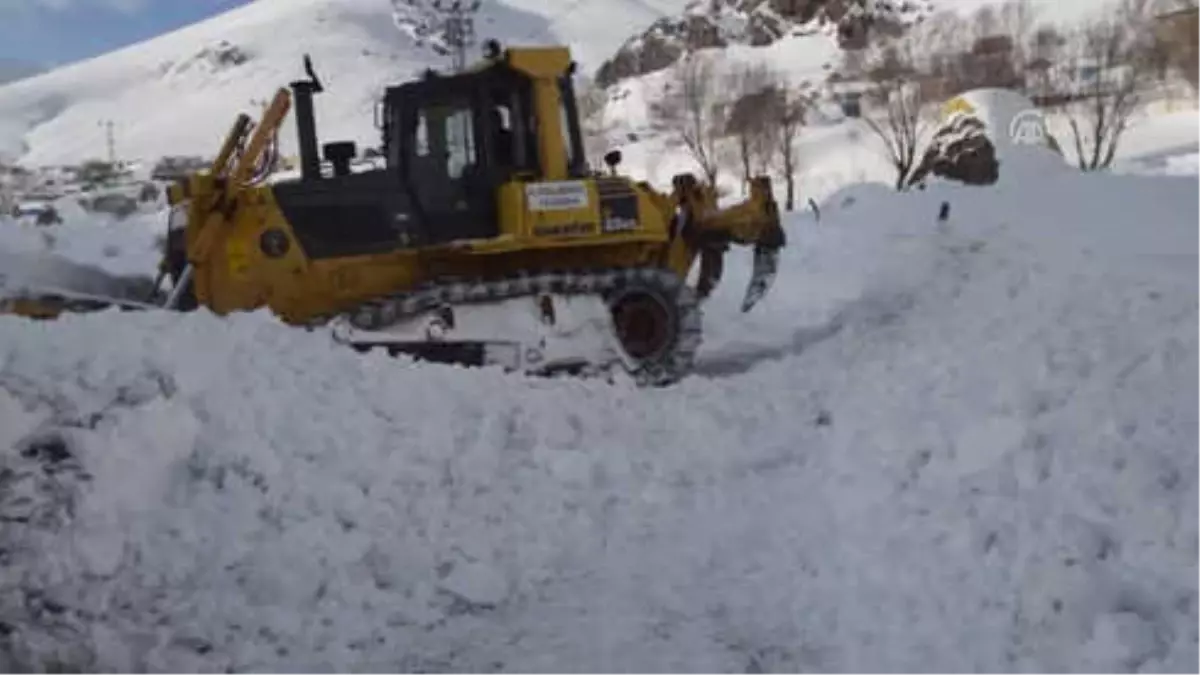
[2,43,786,386]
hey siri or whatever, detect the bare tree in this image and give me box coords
[913,9,970,99]
[650,50,726,186]
[724,63,779,194]
[766,84,812,212]
[1047,0,1156,171]
[915,1,1039,94]
[860,38,934,190]
[997,0,1036,72]
[970,4,1000,43]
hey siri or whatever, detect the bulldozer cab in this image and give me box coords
[378,46,589,242]
[265,46,599,262]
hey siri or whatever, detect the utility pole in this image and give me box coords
[98,119,116,165]
[431,0,482,73]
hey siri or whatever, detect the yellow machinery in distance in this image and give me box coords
[20,42,788,386]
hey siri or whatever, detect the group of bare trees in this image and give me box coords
[587,0,1194,200]
[846,0,1195,186]
[855,37,929,189]
[724,63,815,211]
[1043,0,1192,171]
[647,53,816,211]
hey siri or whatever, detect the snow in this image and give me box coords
[1,116,1196,671]
[1110,109,1200,177]
[0,205,165,306]
[0,0,1197,668]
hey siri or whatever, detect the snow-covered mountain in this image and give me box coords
[0,0,1120,169]
[0,0,691,167]
[594,0,934,87]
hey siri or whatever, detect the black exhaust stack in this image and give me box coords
[290,54,324,181]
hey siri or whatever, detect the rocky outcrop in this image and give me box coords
[596,11,732,88]
[908,113,1000,188]
[164,41,251,78]
[594,0,930,88]
[390,0,452,56]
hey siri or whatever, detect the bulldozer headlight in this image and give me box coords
[259,229,290,258]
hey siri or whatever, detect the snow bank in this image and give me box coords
[0,206,164,306]
[0,148,1195,671]
[0,208,164,278]
[1117,150,1200,177]
[1115,109,1199,163]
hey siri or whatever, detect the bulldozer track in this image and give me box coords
[338,267,703,386]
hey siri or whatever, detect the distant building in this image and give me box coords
[826,74,872,118]
[151,155,210,182]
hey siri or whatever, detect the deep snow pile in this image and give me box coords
[0,155,1196,671]
[0,207,164,304]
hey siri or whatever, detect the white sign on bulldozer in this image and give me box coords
[525,181,589,211]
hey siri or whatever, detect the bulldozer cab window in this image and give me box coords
[486,84,536,174]
[402,95,497,241]
[413,105,477,183]
[489,103,513,166]
[557,76,587,177]
[559,100,575,172]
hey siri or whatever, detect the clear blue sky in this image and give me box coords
[0,0,250,68]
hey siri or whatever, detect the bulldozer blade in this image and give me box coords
[741,245,780,313]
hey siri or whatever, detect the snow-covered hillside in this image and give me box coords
[1,114,1196,671]
[0,0,690,167]
[0,0,1128,170]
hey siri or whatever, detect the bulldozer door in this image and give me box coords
[402,94,498,243]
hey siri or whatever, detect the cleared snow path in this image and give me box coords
[0,166,1196,672]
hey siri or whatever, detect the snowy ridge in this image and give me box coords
[0,0,690,167]
[0,147,1195,671]
[0,0,1116,169]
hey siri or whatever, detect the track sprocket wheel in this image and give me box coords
[604,269,701,387]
